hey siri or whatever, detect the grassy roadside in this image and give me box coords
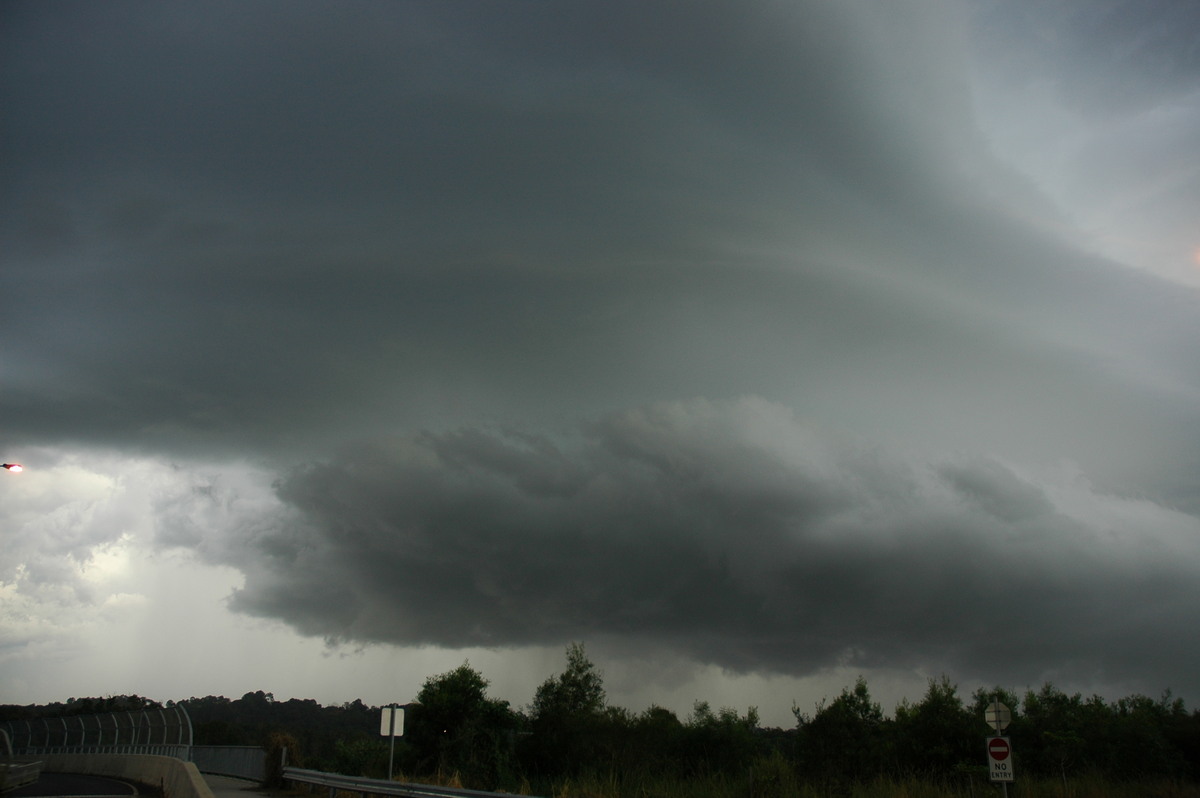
[535,772,1200,798]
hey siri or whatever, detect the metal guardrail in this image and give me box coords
[282,767,544,798]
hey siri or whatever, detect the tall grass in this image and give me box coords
[390,750,1200,798]
[530,769,1200,798]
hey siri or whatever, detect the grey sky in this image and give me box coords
[3,0,1199,723]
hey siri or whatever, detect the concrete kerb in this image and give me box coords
[39,753,216,798]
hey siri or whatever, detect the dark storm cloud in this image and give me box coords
[1,0,1073,453]
[174,398,1200,691]
[970,0,1200,115]
[4,0,1200,699]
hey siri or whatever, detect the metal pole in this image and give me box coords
[994,695,1008,798]
[387,705,397,781]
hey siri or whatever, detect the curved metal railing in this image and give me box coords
[2,706,193,760]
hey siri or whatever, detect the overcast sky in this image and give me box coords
[3,0,1200,727]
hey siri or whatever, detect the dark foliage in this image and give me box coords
[522,642,608,778]
[408,662,518,789]
[180,692,382,773]
[4,655,1200,792]
[795,676,886,790]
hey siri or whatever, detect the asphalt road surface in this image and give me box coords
[7,772,138,798]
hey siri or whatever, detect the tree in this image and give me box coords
[409,662,517,788]
[685,701,762,778]
[893,676,978,778]
[523,643,608,776]
[796,676,886,787]
[628,705,686,776]
[1107,692,1187,779]
[1018,683,1088,782]
[530,642,605,721]
[969,685,1022,733]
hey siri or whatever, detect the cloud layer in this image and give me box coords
[6,1,1196,467]
[3,0,1200,707]
[148,398,1200,695]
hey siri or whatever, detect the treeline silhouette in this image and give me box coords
[4,644,1199,796]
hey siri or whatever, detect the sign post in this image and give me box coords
[984,698,1013,795]
[380,705,405,781]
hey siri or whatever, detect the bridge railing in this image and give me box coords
[4,708,269,783]
[13,744,194,758]
[2,706,193,753]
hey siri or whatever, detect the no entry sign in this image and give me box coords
[987,736,1014,781]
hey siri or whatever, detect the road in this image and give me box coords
[5,772,138,798]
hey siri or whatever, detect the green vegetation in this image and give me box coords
[3,646,1200,797]
[409,661,519,786]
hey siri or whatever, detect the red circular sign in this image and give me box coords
[989,738,1010,761]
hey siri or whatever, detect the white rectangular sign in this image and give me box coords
[987,736,1013,782]
[379,707,405,737]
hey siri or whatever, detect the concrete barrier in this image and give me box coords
[39,753,215,798]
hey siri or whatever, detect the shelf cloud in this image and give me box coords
[3,0,1199,714]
